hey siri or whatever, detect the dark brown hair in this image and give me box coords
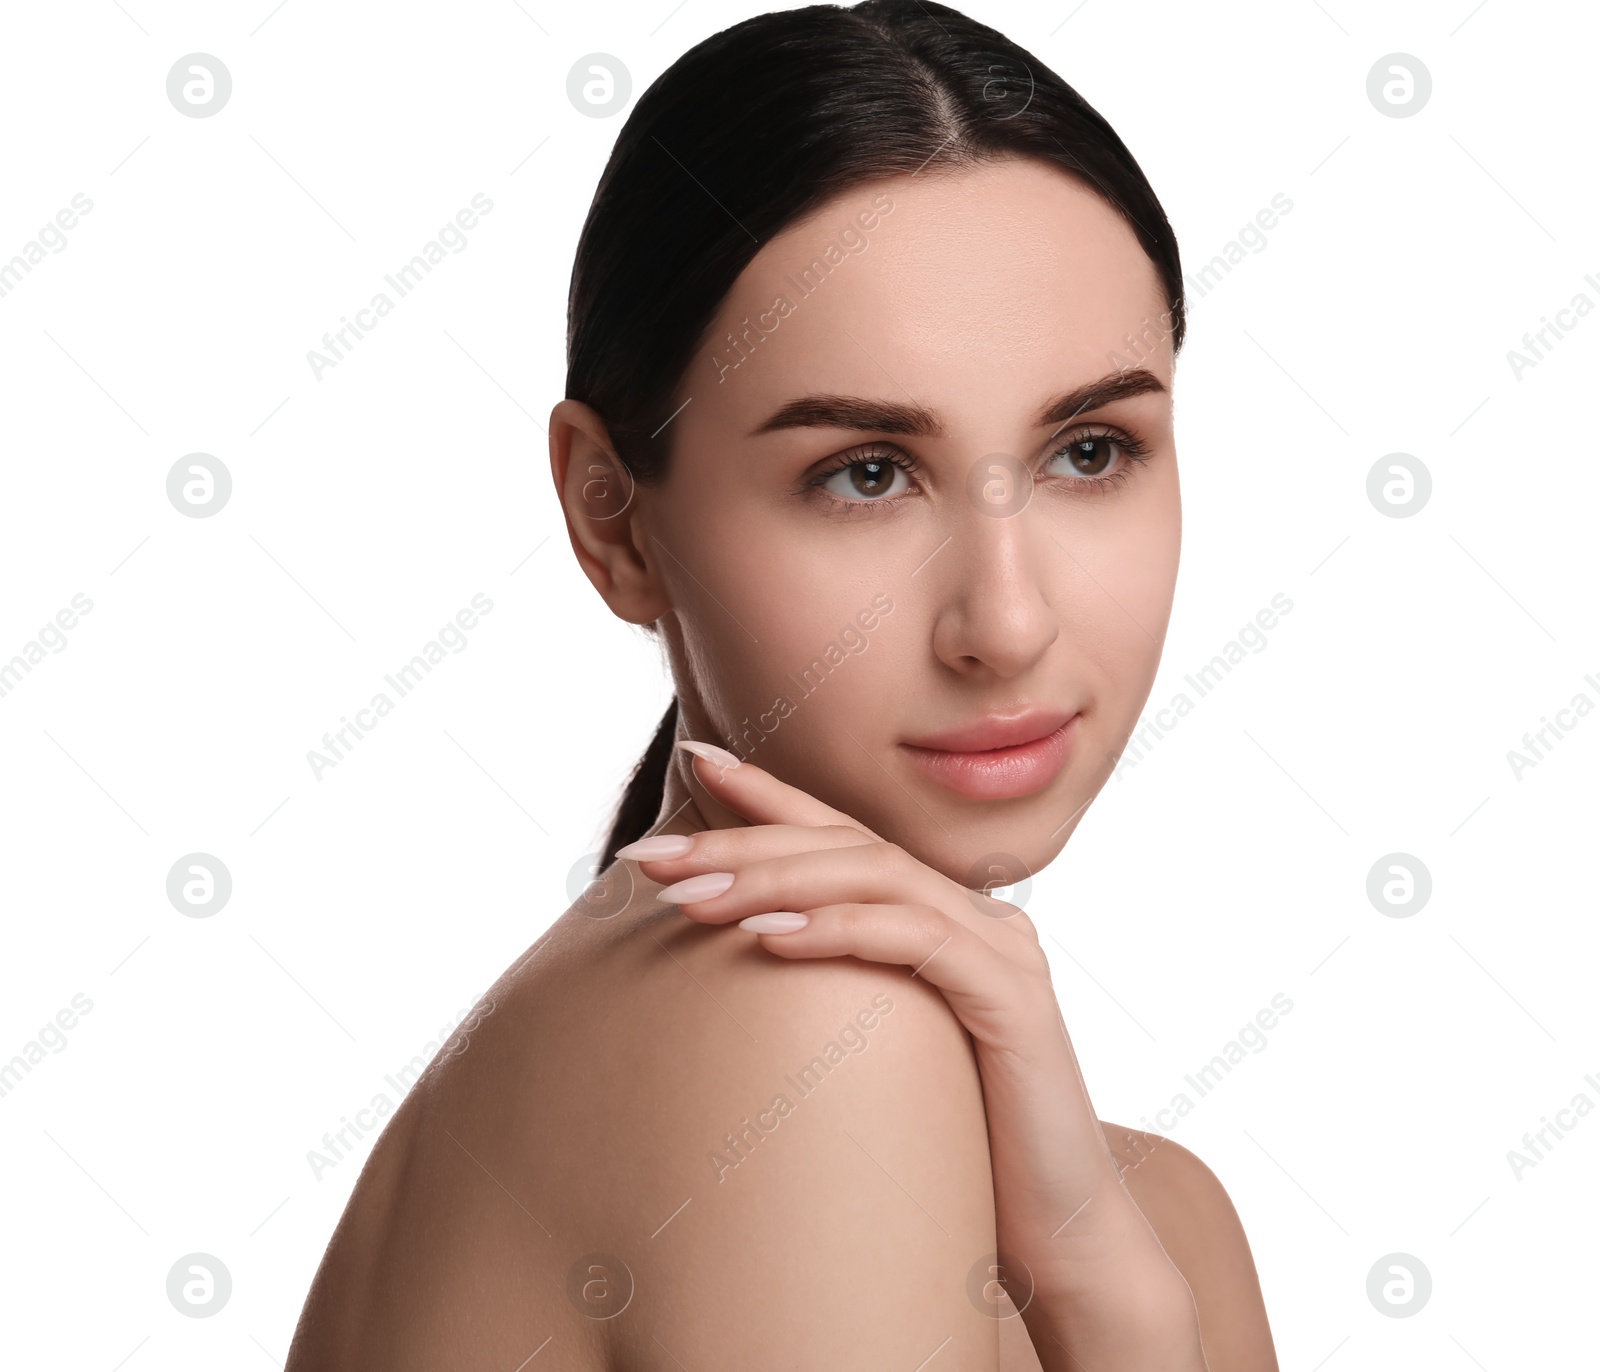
[567,0,1186,868]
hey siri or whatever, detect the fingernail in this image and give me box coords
[615,834,695,860]
[676,739,743,770]
[657,871,736,904]
[740,912,809,933]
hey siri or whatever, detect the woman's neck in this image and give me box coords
[650,743,751,840]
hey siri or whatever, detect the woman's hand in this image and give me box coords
[617,742,1209,1372]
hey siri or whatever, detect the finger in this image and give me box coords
[676,740,885,840]
[741,902,1037,1053]
[618,822,874,881]
[658,841,958,929]
[655,841,1044,972]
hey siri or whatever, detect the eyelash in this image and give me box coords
[806,426,1154,514]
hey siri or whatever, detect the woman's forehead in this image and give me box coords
[676,233,1164,444]
[686,161,1169,417]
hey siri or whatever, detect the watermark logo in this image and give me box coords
[1366,54,1431,118]
[566,55,631,118]
[577,454,635,522]
[1366,453,1430,518]
[964,852,1032,917]
[167,453,231,518]
[564,1252,634,1317]
[979,60,1034,122]
[1366,853,1430,919]
[167,854,232,919]
[166,1253,232,1316]
[166,54,232,118]
[966,1251,1034,1318]
[567,851,634,920]
[966,452,1032,518]
[1365,1252,1431,1316]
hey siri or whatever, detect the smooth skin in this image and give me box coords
[285,156,1276,1370]
[627,748,1273,1368]
[630,745,1276,1370]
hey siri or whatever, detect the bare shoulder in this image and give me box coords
[570,907,1008,1367]
[288,901,1011,1370]
[285,915,616,1372]
[1099,1122,1279,1372]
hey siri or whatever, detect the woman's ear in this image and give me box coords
[548,398,672,625]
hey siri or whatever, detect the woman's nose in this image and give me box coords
[926,503,1059,679]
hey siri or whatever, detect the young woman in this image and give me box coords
[286,3,1277,1367]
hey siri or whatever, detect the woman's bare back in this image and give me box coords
[285,883,1044,1370]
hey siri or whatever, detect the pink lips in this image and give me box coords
[899,708,1079,800]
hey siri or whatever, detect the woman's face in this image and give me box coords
[601,156,1178,886]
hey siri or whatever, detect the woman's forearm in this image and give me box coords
[972,1020,1210,1370]
[1021,1230,1210,1372]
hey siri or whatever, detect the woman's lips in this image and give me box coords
[900,714,1080,800]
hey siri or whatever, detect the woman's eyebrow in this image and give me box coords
[746,368,1167,438]
[1038,367,1168,428]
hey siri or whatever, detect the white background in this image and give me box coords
[0,0,1595,1367]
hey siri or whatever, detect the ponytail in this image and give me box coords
[601,697,679,869]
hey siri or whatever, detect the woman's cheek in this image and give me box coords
[1058,506,1176,649]
[1058,480,1180,746]
[674,549,876,731]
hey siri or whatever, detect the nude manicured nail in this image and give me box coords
[740,912,809,933]
[676,739,743,770]
[657,871,735,904]
[615,834,694,860]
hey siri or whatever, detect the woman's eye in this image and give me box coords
[818,456,912,502]
[1048,433,1128,480]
